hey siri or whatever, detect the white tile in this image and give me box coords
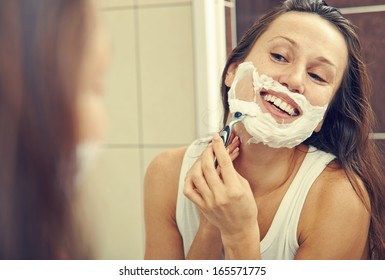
[100,0,135,9]
[79,148,144,259]
[138,6,197,145]
[102,9,140,145]
[137,0,190,6]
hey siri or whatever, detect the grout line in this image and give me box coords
[136,2,191,9]
[224,1,235,8]
[135,0,147,251]
[102,5,135,11]
[133,7,146,219]
[133,5,147,254]
[104,144,189,149]
[371,133,385,140]
[191,0,199,140]
[134,11,143,148]
[339,5,385,15]
[101,1,191,11]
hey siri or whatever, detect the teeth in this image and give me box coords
[273,98,282,107]
[263,94,297,116]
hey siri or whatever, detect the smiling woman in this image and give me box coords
[144,0,385,260]
[226,61,328,148]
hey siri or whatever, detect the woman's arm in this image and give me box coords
[186,215,223,259]
[185,136,243,260]
[144,147,186,259]
[184,133,261,259]
[295,167,370,259]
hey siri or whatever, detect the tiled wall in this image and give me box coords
[79,0,196,259]
[327,0,385,135]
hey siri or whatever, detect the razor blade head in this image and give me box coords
[221,112,246,146]
[234,111,243,118]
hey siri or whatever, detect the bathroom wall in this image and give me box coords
[79,0,385,260]
[79,0,197,259]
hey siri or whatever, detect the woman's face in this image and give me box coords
[226,11,348,130]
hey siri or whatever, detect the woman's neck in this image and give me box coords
[233,140,308,197]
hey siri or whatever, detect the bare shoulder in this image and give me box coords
[311,163,369,214]
[144,146,188,259]
[144,146,188,206]
[145,146,188,184]
[297,162,370,259]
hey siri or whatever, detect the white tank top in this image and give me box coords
[176,138,336,260]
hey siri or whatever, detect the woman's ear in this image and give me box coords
[314,120,323,133]
[224,63,238,87]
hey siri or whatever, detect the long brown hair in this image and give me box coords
[220,0,385,259]
[0,0,91,259]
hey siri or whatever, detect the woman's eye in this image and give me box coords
[271,53,287,62]
[308,72,326,83]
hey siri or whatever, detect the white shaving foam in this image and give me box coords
[228,61,328,148]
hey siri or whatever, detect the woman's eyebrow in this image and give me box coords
[314,56,337,70]
[268,36,298,48]
[268,36,337,70]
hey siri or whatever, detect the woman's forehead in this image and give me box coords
[255,12,348,69]
[265,13,345,47]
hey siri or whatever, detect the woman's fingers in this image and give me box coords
[211,133,239,185]
[227,136,240,154]
[201,133,238,192]
[200,144,224,192]
[185,134,241,208]
[184,155,215,207]
[226,136,240,162]
[183,176,205,207]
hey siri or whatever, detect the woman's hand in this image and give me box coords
[195,135,241,233]
[184,133,260,259]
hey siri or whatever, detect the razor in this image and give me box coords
[214,111,245,167]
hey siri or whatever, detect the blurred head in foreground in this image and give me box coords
[0,0,108,259]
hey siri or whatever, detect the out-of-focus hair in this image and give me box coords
[0,0,91,259]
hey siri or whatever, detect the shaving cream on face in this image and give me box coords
[227,61,328,148]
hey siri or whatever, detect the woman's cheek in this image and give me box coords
[76,91,107,145]
[305,86,334,107]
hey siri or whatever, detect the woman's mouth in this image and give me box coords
[259,90,301,118]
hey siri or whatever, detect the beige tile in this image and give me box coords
[100,0,135,9]
[103,9,140,145]
[142,147,175,177]
[137,0,190,6]
[79,147,144,259]
[138,6,196,145]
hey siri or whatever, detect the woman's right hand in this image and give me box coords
[186,135,241,259]
[197,134,241,232]
[184,132,260,259]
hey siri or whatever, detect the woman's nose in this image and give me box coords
[277,65,305,94]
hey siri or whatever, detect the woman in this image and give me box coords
[144,0,385,259]
[0,0,108,259]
